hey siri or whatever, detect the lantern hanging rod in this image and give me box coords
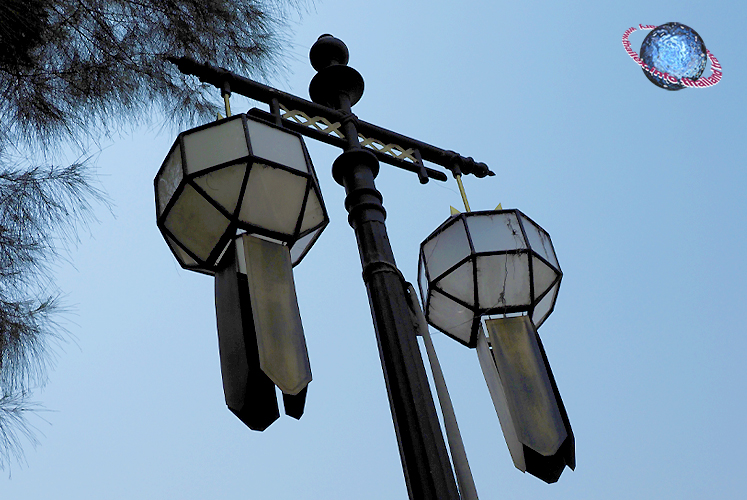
[167,56,495,182]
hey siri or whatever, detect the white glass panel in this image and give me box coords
[532,281,559,328]
[418,255,429,303]
[289,227,320,265]
[193,163,247,213]
[466,212,526,254]
[242,234,311,395]
[485,316,567,456]
[435,260,475,307]
[422,218,471,283]
[165,234,197,267]
[476,254,531,310]
[156,144,183,215]
[164,184,230,261]
[519,213,558,268]
[239,164,307,236]
[183,118,249,175]
[532,256,559,302]
[299,188,325,233]
[427,290,474,344]
[246,120,309,173]
[234,236,247,275]
[475,326,526,472]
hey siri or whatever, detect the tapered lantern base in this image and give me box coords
[283,387,308,420]
[477,316,575,483]
[214,234,312,430]
[215,243,279,430]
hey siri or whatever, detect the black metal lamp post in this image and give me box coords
[311,37,458,499]
[167,34,494,499]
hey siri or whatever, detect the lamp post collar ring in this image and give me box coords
[332,148,380,185]
[309,64,365,109]
[362,259,407,286]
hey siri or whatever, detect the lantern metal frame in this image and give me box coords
[418,209,562,348]
[155,113,329,276]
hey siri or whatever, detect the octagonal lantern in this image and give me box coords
[155,113,328,275]
[418,209,561,347]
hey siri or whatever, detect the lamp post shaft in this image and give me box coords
[315,48,459,494]
[332,146,460,499]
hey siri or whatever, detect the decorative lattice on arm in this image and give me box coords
[280,104,345,138]
[280,105,418,164]
[358,135,417,163]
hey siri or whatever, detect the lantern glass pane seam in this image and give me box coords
[293,183,312,237]
[422,217,471,282]
[188,179,239,220]
[182,117,250,175]
[156,143,184,215]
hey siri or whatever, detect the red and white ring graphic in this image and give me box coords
[622,24,722,88]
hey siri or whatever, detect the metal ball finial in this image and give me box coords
[310,35,350,71]
[309,34,363,108]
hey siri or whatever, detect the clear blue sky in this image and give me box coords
[5,0,746,498]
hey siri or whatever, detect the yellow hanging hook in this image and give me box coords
[221,81,232,117]
[455,174,471,212]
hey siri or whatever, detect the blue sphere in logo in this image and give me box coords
[640,22,707,90]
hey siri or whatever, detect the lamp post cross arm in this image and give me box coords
[167,56,495,183]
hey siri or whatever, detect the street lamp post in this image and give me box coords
[311,36,459,499]
[167,34,494,499]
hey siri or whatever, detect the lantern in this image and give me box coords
[154,113,328,274]
[155,113,326,430]
[418,209,574,482]
[418,209,561,348]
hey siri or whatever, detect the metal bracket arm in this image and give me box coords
[167,56,495,181]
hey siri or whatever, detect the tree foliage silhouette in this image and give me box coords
[0,0,298,469]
